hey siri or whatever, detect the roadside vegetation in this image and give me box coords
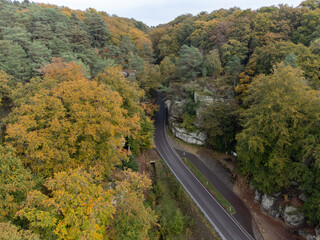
[148,158,221,240]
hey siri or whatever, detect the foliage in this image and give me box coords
[18,167,115,240]
[6,62,132,177]
[96,65,154,156]
[0,146,35,222]
[114,170,157,240]
[0,1,151,81]
[160,56,177,84]
[203,49,222,77]
[178,45,203,81]
[199,101,238,152]
[0,222,40,240]
[0,71,13,105]
[236,63,320,193]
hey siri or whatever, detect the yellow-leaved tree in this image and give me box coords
[96,65,154,156]
[6,60,134,176]
[17,167,115,240]
[114,170,157,240]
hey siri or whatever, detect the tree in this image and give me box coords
[0,41,31,82]
[18,168,115,240]
[236,63,320,193]
[160,56,177,84]
[178,45,203,81]
[284,52,298,68]
[221,39,247,66]
[199,101,238,152]
[119,36,138,68]
[41,57,87,82]
[300,0,320,10]
[114,170,157,240]
[0,71,13,106]
[28,41,52,75]
[0,146,35,222]
[85,11,110,48]
[310,38,320,54]
[203,49,222,77]
[226,56,243,88]
[96,66,153,156]
[0,222,40,240]
[1,26,32,49]
[136,62,161,95]
[6,62,132,177]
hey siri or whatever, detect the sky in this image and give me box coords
[31,0,303,26]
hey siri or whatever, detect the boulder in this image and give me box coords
[283,206,305,227]
[260,194,281,219]
[172,125,206,145]
[254,190,262,203]
[297,230,316,240]
[261,194,277,213]
[299,193,307,202]
[315,226,320,238]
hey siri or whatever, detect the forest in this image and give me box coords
[149,0,320,229]
[0,0,320,239]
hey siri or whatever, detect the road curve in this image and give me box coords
[154,95,255,240]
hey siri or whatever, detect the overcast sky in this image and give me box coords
[31,0,303,26]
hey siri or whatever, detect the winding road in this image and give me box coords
[154,95,255,240]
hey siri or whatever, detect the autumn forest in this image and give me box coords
[1,0,320,239]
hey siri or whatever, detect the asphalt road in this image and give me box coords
[154,95,255,240]
[174,149,254,237]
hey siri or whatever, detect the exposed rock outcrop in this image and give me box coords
[166,99,185,126]
[194,91,215,106]
[283,206,305,227]
[315,226,320,237]
[297,230,316,240]
[260,194,280,219]
[172,125,206,145]
[261,194,277,213]
[254,190,262,203]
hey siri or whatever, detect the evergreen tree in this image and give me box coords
[178,45,203,81]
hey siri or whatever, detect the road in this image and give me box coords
[154,95,255,240]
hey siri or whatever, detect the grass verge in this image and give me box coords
[182,157,236,215]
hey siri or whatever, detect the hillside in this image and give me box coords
[0,0,320,239]
[149,0,320,236]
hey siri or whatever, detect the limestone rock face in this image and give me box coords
[172,126,206,145]
[283,206,305,227]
